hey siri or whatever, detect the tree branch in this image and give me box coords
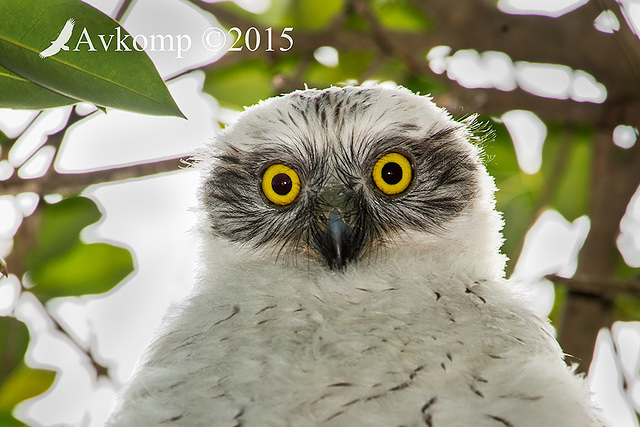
[558,126,640,371]
[0,156,190,197]
[548,274,640,298]
[18,108,82,171]
[195,0,640,127]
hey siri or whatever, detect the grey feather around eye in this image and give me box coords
[200,87,481,265]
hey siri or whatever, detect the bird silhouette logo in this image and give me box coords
[39,18,75,59]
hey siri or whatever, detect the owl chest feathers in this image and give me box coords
[112,248,597,426]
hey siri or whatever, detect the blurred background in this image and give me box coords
[1,0,640,425]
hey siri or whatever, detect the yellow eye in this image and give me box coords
[372,152,413,195]
[261,164,301,206]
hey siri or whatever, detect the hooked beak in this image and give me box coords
[312,209,367,271]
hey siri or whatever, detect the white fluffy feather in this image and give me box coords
[107,86,601,426]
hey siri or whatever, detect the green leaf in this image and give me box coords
[0,412,24,427]
[29,242,133,301]
[24,196,134,302]
[204,59,275,109]
[25,197,102,270]
[0,0,183,117]
[0,363,56,410]
[0,317,29,387]
[0,64,78,109]
[0,317,56,426]
[371,0,431,31]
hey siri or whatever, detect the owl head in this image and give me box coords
[198,86,505,279]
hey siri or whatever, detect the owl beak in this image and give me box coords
[312,209,367,271]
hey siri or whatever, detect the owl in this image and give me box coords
[107,86,601,426]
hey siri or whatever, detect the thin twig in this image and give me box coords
[29,290,113,382]
[18,108,84,172]
[114,0,135,22]
[1,108,97,196]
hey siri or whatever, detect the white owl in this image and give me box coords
[107,86,601,426]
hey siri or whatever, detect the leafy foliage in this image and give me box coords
[0,64,77,109]
[25,197,133,302]
[0,0,182,116]
[30,242,132,301]
[0,317,56,426]
[2,197,132,422]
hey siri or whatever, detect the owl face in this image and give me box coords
[200,86,482,270]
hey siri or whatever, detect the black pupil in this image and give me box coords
[381,162,403,185]
[271,173,293,195]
